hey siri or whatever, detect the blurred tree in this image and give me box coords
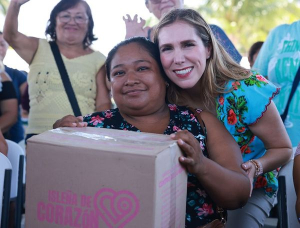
[192,0,300,54]
[0,0,9,15]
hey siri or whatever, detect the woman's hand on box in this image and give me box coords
[170,130,205,175]
[53,115,88,129]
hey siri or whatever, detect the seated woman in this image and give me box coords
[54,37,250,227]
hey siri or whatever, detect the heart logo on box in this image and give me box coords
[93,188,140,228]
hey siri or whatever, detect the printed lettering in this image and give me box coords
[37,202,45,221]
[63,206,73,226]
[55,204,64,225]
[80,195,92,208]
[46,203,54,223]
[82,209,89,228]
[73,208,82,228]
[89,210,99,228]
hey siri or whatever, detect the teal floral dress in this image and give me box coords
[216,72,280,197]
[83,105,223,227]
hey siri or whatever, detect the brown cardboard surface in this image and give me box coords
[26,127,187,228]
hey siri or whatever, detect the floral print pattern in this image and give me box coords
[84,105,223,227]
[216,72,280,197]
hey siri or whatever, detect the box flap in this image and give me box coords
[27,127,178,155]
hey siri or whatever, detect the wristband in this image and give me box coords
[250,159,263,177]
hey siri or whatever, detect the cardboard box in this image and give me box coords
[26,127,187,228]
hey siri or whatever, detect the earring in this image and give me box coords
[166,82,169,87]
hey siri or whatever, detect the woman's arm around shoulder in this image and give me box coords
[3,0,39,64]
[95,65,112,112]
[172,110,251,209]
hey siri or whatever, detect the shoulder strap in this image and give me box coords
[49,41,82,116]
[281,66,300,122]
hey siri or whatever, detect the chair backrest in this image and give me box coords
[0,152,12,223]
[278,158,300,228]
[6,139,26,199]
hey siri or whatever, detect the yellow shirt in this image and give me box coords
[27,39,106,134]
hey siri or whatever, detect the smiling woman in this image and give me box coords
[153,8,293,227]
[3,0,112,143]
[54,37,251,227]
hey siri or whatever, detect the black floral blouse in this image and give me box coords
[83,104,223,227]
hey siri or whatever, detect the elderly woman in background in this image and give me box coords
[123,0,242,63]
[3,0,111,142]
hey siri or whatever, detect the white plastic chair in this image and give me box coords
[0,152,12,228]
[6,139,26,228]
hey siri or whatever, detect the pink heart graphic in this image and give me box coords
[93,188,140,228]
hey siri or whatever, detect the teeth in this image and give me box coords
[175,68,192,75]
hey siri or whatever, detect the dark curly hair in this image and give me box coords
[45,0,97,49]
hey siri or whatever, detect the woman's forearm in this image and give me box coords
[195,157,250,210]
[257,147,293,173]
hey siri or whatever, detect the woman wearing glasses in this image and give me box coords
[3,0,111,142]
[123,0,242,63]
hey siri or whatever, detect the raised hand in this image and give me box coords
[53,115,87,129]
[10,0,30,6]
[123,14,151,39]
[170,130,206,175]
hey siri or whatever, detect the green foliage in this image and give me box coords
[0,0,9,15]
[189,0,300,55]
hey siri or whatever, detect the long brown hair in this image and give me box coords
[154,9,251,108]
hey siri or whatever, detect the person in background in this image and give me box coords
[0,31,27,143]
[123,0,242,63]
[54,37,251,227]
[0,130,8,156]
[253,20,300,149]
[153,8,293,227]
[3,0,111,142]
[248,41,263,68]
[0,61,18,146]
[294,143,300,224]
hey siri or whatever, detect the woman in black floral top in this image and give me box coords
[54,37,250,227]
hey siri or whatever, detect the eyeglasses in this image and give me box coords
[149,0,162,4]
[58,14,88,24]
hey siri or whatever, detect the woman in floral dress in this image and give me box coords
[154,8,293,227]
[54,37,251,227]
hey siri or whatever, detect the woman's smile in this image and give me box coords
[173,66,194,78]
